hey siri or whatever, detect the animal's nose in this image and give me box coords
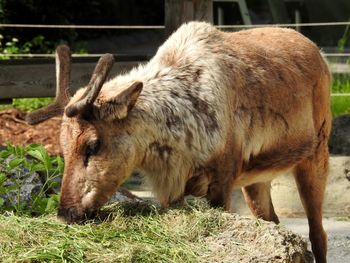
[57,206,98,223]
[57,206,81,224]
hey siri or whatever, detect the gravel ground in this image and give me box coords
[281,218,350,263]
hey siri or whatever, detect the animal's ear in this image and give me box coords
[95,81,143,121]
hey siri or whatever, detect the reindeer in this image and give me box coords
[26,22,331,262]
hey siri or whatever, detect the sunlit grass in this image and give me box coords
[0,201,225,263]
[331,96,350,117]
[0,200,309,263]
[332,74,350,93]
[0,97,53,112]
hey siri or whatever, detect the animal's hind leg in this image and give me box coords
[293,146,329,263]
[242,182,279,224]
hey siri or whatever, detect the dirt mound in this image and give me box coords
[203,213,312,263]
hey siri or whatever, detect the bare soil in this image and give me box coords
[0,109,61,155]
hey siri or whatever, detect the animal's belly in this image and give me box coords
[234,132,315,188]
[232,166,294,188]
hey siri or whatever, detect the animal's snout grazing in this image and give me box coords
[57,206,97,224]
[26,22,331,262]
[57,206,80,224]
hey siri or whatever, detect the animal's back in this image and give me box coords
[140,23,332,169]
[155,23,330,122]
[222,27,331,181]
[223,26,329,104]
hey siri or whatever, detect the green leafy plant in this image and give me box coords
[0,33,87,60]
[0,34,54,60]
[331,74,350,117]
[0,97,54,112]
[331,96,350,117]
[0,144,63,215]
[337,19,350,54]
[12,97,54,112]
[332,74,350,93]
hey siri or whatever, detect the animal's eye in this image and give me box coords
[84,139,101,166]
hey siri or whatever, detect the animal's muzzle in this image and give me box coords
[57,206,82,223]
[57,206,98,224]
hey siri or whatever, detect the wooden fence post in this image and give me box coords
[267,0,290,24]
[165,0,213,36]
[193,0,213,21]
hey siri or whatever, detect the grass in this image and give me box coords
[331,74,350,116]
[0,201,227,263]
[0,97,53,112]
[332,74,350,93]
[0,200,308,262]
[331,96,350,116]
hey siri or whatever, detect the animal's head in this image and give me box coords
[26,46,143,223]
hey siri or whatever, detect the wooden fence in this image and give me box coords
[0,0,214,103]
[0,57,349,103]
[0,56,152,103]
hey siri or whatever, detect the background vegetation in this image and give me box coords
[330,75,350,116]
[0,0,164,52]
[0,144,62,215]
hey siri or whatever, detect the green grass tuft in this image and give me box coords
[332,74,350,93]
[0,97,54,112]
[331,96,350,117]
[0,201,227,263]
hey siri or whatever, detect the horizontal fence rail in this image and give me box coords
[331,93,350,96]
[0,58,349,100]
[1,53,350,58]
[0,24,165,29]
[0,54,153,60]
[0,59,140,100]
[0,21,350,29]
[323,53,350,57]
[216,21,350,29]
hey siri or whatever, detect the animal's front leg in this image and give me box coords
[206,163,238,211]
[185,170,210,197]
[155,166,189,208]
[169,195,185,206]
[159,197,170,208]
[206,180,233,210]
[160,193,185,207]
[204,143,242,210]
